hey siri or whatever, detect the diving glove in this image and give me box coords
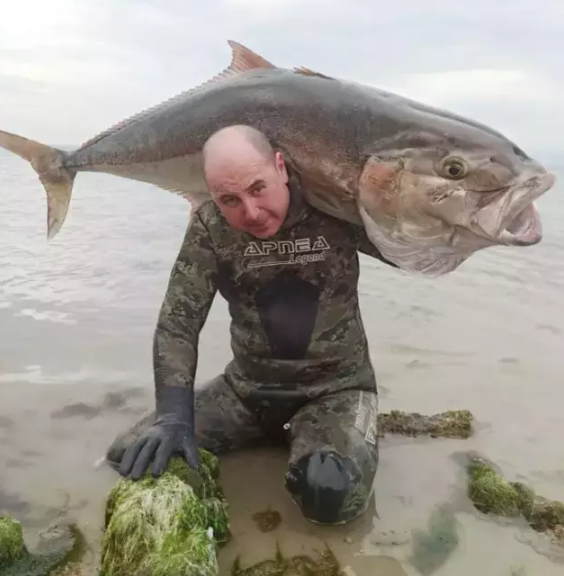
[119,385,198,480]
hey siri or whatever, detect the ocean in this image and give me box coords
[1,149,563,575]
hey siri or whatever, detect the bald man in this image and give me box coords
[106,125,398,526]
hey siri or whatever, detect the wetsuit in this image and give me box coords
[106,181,397,525]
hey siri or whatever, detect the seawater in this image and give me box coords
[1,150,563,575]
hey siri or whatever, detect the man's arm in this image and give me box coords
[119,209,218,479]
[153,210,218,390]
[356,227,399,268]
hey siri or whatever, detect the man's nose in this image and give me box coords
[243,200,260,220]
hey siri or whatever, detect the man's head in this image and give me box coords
[201,125,290,238]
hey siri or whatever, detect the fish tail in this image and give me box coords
[0,129,76,239]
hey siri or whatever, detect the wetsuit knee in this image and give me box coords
[285,449,374,525]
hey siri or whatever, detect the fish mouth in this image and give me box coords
[475,170,555,246]
[498,201,542,246]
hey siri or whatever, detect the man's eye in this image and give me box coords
[222,197,240,207]
[250,185,265,196]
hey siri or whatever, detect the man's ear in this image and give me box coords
[275,151,289,182]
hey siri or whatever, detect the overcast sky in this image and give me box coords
[0,0,561,165]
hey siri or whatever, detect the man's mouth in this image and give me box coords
[248,223,269,233]
[246,217,269,229]
[245,218,272,237]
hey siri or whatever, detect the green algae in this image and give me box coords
[467,455,564,544]
[468,458,522,517]
[0,516,86,576]
[379,409,474,439]
[232,543,342,576]
[0,515,26,568]
[100,449,230,576]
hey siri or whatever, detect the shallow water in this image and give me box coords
[1,149,563,575]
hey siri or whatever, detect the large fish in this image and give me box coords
[0,41,555,275]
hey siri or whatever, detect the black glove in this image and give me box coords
[118,385,198,480]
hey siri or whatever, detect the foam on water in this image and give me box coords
[1,150,563,575]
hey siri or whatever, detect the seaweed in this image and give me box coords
[251,508,282,533]
[466,455,564,544]
[379,409,474,439]
[232,543,287,576]
[0,515,26,569]
[232,543,342,576]
[289,545,341,576]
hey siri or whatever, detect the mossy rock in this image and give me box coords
[0,515,85,576]
[100,448,230,576]
[0,516,26,569]
[528,497,564,533]
[466,454,564,544]
[379,409,474,439]
[467,458,521,517]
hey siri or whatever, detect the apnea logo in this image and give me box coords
[244,236,331,268]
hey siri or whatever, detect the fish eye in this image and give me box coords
[440,157,467,180]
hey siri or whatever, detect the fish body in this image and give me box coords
[0,41,555,275]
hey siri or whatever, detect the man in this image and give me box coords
[106,124,398,526]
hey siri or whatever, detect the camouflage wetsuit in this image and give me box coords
[106,181,397,525]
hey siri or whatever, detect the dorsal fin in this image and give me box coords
[78,41,278,151]
[227,40,277,72]
[293,66,334,80]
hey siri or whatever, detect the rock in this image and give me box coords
[378,410,474,439]
[99,449,229,576]
[0,515,85,576]
[466,454,564,545]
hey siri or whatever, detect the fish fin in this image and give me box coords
[79,41,278,151]
[293,67,334,80]
[226,40,277,72]
[0,129,75,239]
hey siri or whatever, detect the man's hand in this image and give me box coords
[119,416,198,480]
[118,386,198,480]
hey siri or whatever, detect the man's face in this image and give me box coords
[206,150,291,238]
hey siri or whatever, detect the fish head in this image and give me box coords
[357,127,556,275]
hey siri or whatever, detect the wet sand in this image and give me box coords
[1,153,564,574]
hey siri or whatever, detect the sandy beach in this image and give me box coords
[1,151,563,575]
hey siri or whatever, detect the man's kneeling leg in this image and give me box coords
[284,389,379,525]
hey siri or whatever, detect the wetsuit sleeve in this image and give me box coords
[356,228,399,268]
[152,210,218,391]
